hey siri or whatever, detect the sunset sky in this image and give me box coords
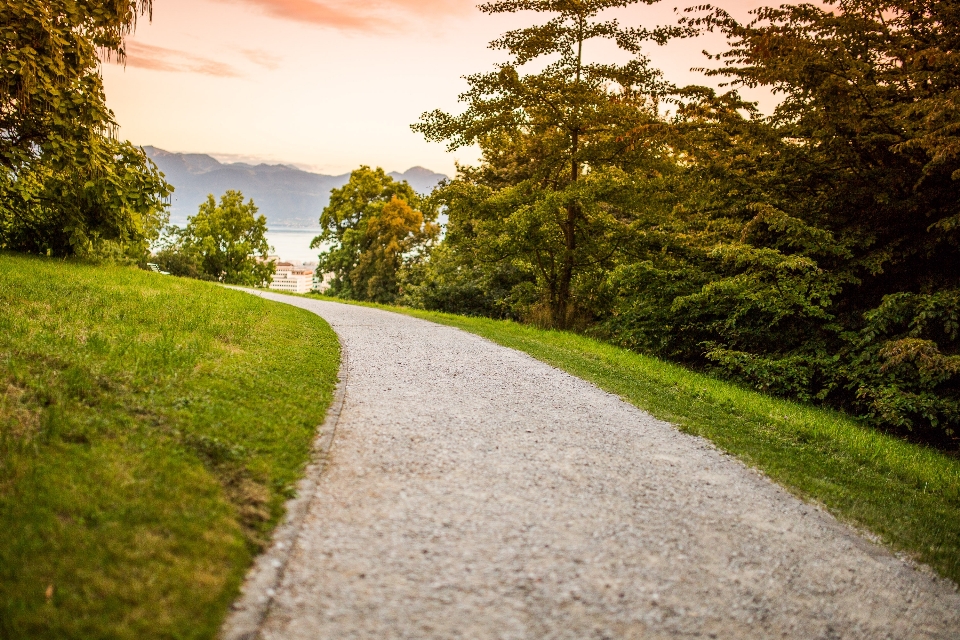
[102,0,773,176]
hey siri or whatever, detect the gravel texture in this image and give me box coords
[223,293,960,639]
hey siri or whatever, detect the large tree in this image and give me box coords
[1,0,151,169]
[0,0,170,258]
[411,0,960,439]
[311,166,438,303]
[414,0,677,327]
[178,191,272,285]
[601,0,960,438]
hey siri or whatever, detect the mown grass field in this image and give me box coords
[295,292,960,586]
[0,254,339,639]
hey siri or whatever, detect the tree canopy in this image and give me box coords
[414,0,676,327]
[1,0,151,168]
[311,166,438,303]
[0,0,170,259]
[169,191,273,286]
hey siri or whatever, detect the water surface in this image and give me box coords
[266,229,323,263]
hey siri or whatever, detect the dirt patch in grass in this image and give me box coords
[0,382,39,440]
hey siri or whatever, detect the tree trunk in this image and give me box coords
[551,128,580,329]
[553,202,578,329]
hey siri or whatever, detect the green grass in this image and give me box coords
[0,254,340,639]
[296,291,960,585]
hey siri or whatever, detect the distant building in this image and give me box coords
[270,262,315,294]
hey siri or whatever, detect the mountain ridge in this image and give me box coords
[144,146,447,229]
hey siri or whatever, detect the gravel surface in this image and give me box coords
[224,293,960,640]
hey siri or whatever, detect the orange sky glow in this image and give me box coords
[102,0,775,175]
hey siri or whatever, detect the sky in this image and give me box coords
[102,0,775,176]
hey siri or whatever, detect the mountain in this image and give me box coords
[144,147,447,229]
[388,167,448,195]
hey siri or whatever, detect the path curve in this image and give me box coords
[225,293,959,639]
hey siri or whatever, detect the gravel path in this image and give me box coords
[224,293,960,639]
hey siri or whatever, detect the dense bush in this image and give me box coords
[0,140,170,260]
[848,292,960,441]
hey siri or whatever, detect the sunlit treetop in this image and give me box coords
[414,0,687,155]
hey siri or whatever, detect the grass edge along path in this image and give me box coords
[0,256,340,639]
[293,292,960,586]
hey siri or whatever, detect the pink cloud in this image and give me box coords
[241,48,283,70]
[224,0,376,29]
[119,41,241,77]
[216,0,471,31]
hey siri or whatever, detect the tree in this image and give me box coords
[685,0,960,294]
[179,191,272,285]
[602,0,960,438]
[311,166,438,303]
[410,0,960,440]
[0,139,171,258]
[1,0,151,170]
[0,0,172,258]
[414,0,677,327]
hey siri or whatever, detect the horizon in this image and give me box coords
[146,144,446,178]
[145,146,450,241]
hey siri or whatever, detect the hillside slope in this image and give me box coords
[0,255,340,639]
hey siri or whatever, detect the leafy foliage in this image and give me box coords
[0,139,171,259]
[0,0,170,259]
[850,292,960,435]
[414,0,676,327]
[311,166,438,303]
[158,191,272,286]
[0,0,151,168]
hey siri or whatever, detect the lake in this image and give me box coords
[265,229,324,263]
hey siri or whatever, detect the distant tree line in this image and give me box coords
[324,0,960,446]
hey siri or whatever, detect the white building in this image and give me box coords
[270,262,315,294]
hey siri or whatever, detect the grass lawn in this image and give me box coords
[295,292,960,586]
[0,254,340,639]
